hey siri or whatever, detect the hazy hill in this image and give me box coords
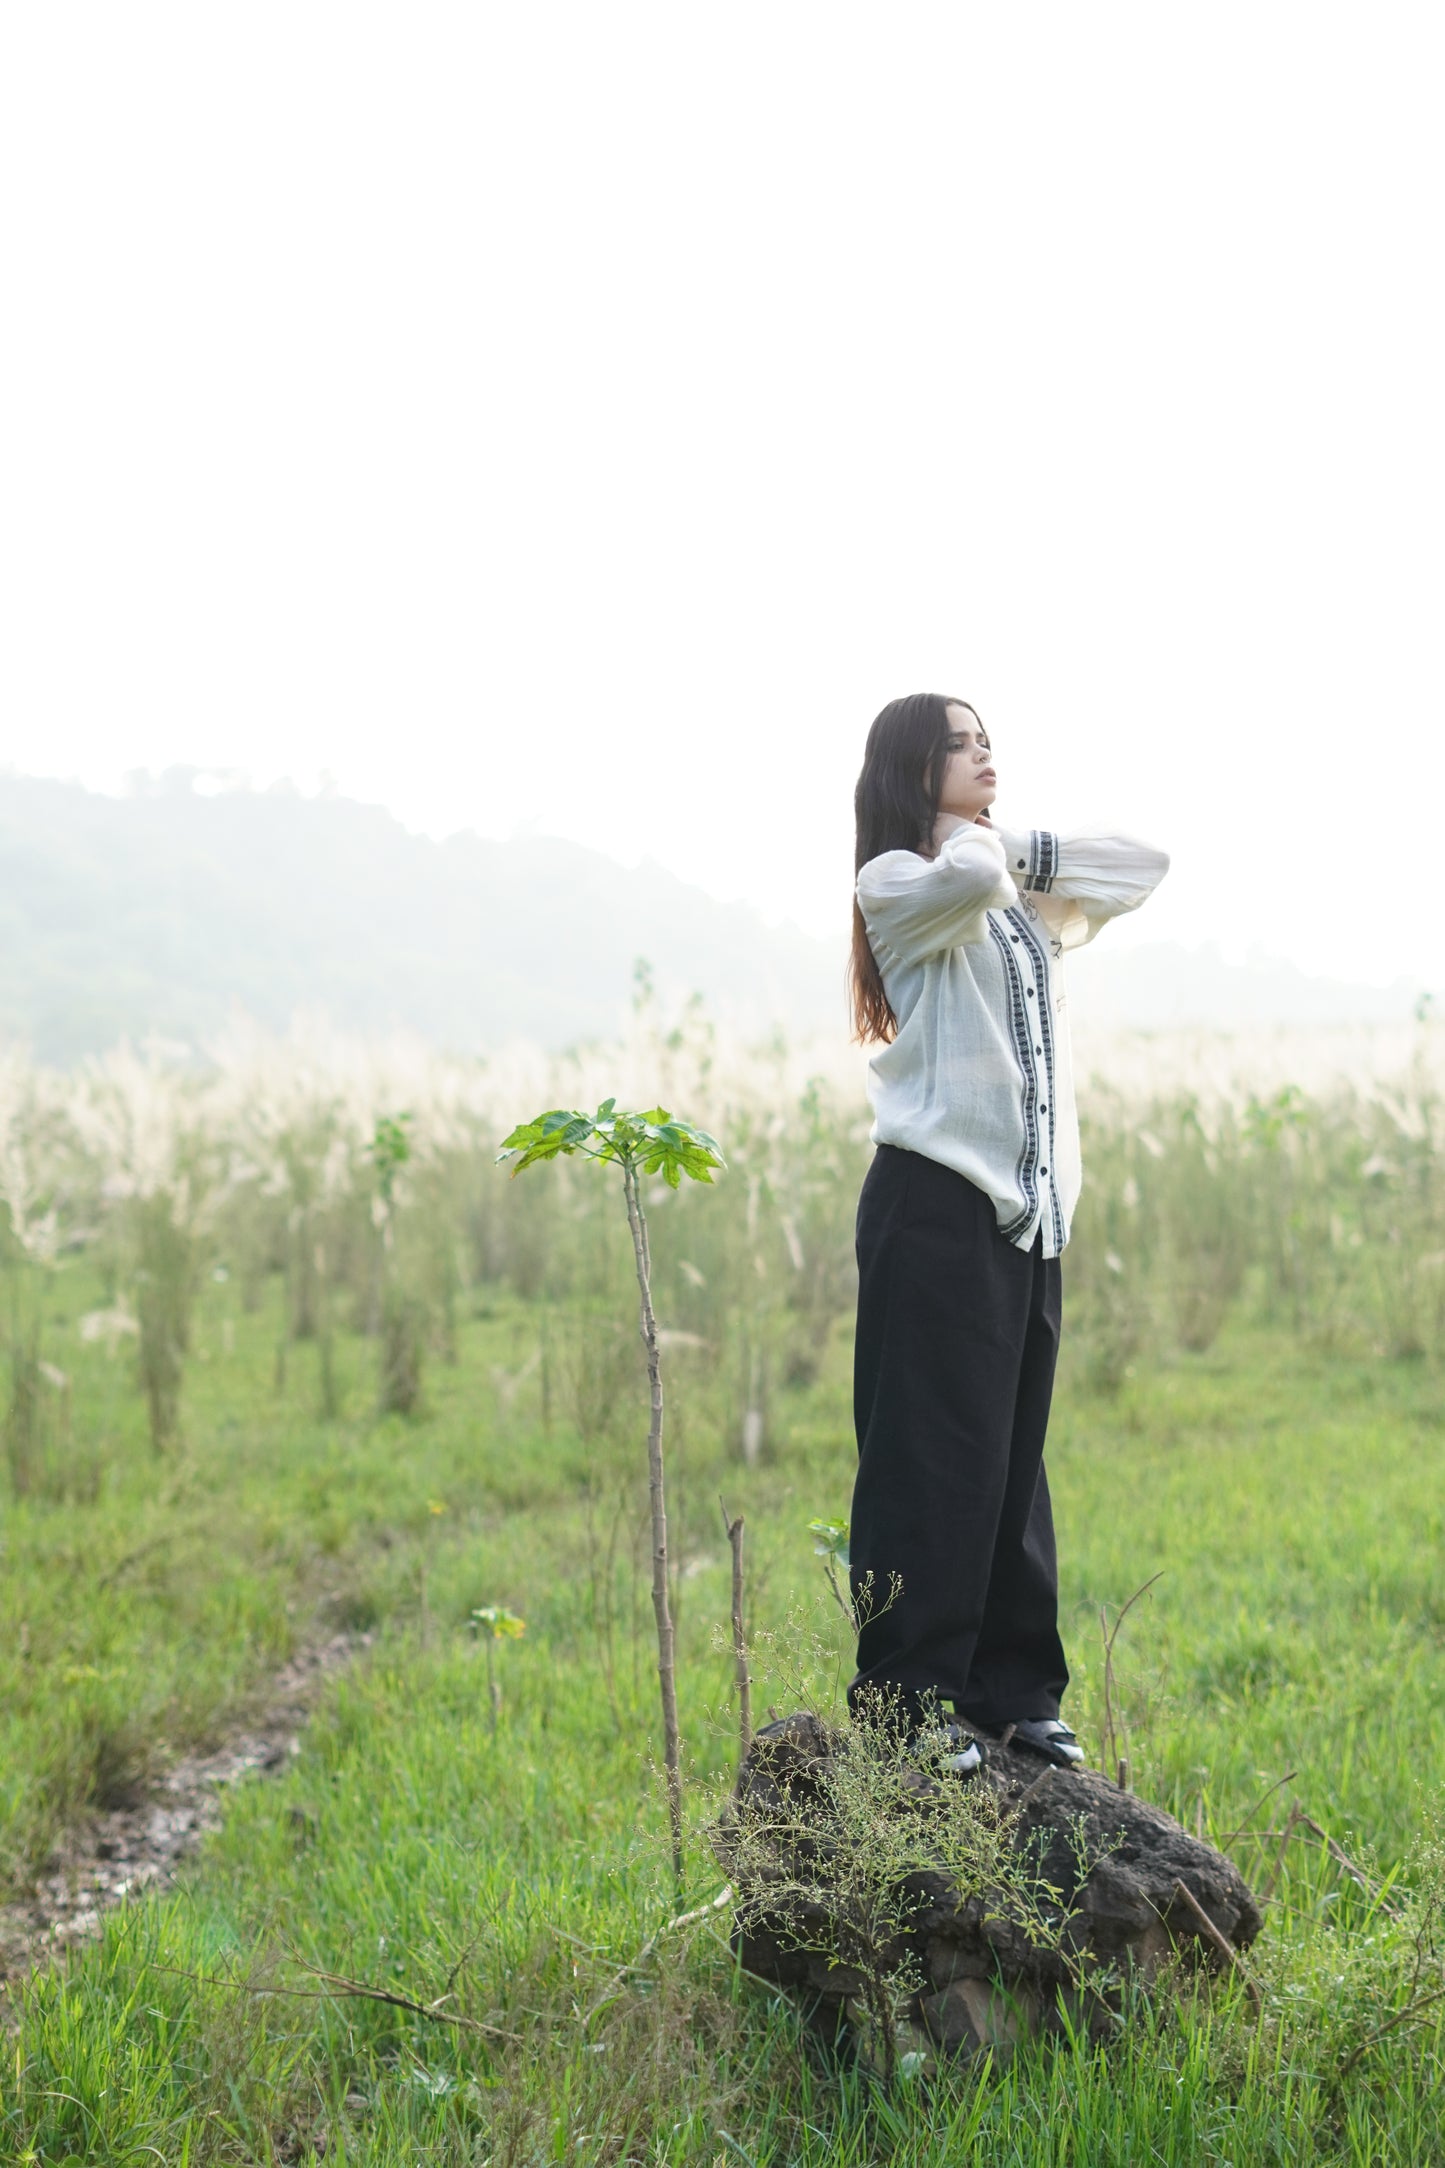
[0,772,850,1063]
[1066,938,1432,1033]
[0,772,1432,1064]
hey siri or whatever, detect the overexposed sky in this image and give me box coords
[3,5,1442,984]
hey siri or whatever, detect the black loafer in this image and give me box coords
[1010,1718,1085,1767]
[911,1719,984,1777]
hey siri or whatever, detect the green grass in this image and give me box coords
[4,1266,1445,2163]
[1,1267,611,1887]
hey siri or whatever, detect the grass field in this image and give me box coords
[4,1236,1445,2164]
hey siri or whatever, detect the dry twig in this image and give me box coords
[720,1497,752,1762]
[1171,1878,1263,2012]
[1339,1982,1445,2075]
[580,1885,734,2030]
[1011,1765,1057,1818]
[148,1955,522,2043]
[280,1942,523,2040]
[1098,1571,1163,1778]
[1229,1768,1299,1840]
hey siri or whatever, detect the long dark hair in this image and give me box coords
[848,692,984,1044]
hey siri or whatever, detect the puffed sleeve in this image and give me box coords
[856,823,1019,965]
[991,826,1170,949]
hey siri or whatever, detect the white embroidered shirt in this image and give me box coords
[856,822,1169,1255]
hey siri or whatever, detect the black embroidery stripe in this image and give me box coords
[1004,910,1053,1247]
[1019,914,1065,1255]
[1022,829,1058,894]
[1008,905,1064,1252]
[988,917,1041,1243]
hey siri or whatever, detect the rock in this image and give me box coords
[918,1975,1035,2055]
[718,1713,1263,2071]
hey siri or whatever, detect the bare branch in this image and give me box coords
[1340,1983,1445,2076]
[1170,1879,1263,2012]
[146,1955,522,2043]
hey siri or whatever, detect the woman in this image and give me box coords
[847,692,1168,1774]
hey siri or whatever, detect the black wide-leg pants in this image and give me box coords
[848,1143,1068,1731]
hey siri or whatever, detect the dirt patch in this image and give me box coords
[0,1630,371,1988]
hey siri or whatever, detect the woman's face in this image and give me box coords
[935,703,997,822]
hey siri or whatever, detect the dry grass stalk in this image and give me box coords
[1098,1571,1163,1781]
[720,1497,752,1763]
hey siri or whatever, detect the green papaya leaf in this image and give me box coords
[499,1101,726,1182]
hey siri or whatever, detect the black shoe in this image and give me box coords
[910,1718,984,1777]
[1009,1718,1085,1767]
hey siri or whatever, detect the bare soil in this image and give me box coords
[0,1630,371,1989]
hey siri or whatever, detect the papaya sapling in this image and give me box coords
[470,1605,526,1732]
[498,1100,724,1885]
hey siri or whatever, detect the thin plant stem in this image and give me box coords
[622,1158,684,1888]
[1099,1570,1163,1777]
[720,1497,752,1763]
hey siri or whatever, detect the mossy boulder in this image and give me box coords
[720,1712,1262,2069]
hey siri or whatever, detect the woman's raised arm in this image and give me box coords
[856,821,1019,966]
[990,825,1169,948]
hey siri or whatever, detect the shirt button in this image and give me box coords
[1026,987,1035,998]
[1040,1102,1047,1112]
[1035,1045,1043,1055]
[1040,1165,1048,1175]
[1016,859,1026,869]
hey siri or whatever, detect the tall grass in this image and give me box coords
[2,1008,1441,1489]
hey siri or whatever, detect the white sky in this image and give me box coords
[3,5,1442,985]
